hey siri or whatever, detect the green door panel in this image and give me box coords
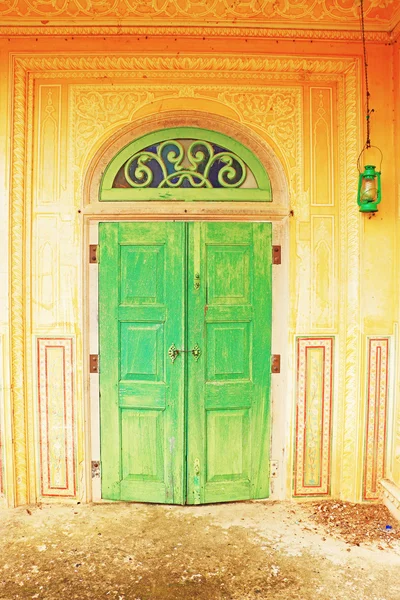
[186,222,272,504]
[99,222,186,504]
[99,221,272,505]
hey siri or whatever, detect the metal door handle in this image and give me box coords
[168,343,201,363]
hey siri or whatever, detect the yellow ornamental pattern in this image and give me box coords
[0,0,396,24]
[2,44,396,508]
[7,53,361,506]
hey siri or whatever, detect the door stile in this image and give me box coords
[164,221,186,505]
[98,223,120,500]
[250,223,272,498]
[186,223,206,504]
[182,222,189,504]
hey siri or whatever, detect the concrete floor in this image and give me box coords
[0,501,399,600]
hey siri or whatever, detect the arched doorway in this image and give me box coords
[96,126,276,504]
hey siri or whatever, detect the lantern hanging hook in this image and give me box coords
[357,145,383,175]
[360,0,374,149]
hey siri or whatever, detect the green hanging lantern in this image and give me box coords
[357,163,381,213]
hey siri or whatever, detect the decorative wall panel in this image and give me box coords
[310,87,334,207]
[363,337,389,501]
[35,85,61,207]
[393,337,400,485]
[294,337,333,496]
[37,337,76,497]
[311,216,335,331]
[33,216,59,330]
[0,435,3,495]
[0,335,3,496]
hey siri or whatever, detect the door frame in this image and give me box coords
[85,213,288,503]
[83,112,290,503]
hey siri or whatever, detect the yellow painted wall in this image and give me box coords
[387,41,400,491]
[0,33,398,506]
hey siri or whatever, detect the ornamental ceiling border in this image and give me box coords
[0,0,399,32]
[10,52,360,505]
[11,53,358,76]
[0,25,395,42]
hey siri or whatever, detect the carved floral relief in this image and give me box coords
[70,85,302,198]
[0,0,396,23]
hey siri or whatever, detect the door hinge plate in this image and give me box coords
[271,354,281,374]
[90,354,99,373]
[91,461,101,478]
[272,245,281,265]
[89,244,99,264]
[270,460,279,478]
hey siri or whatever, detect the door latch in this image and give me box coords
[168,343,201,363]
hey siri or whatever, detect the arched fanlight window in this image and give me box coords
[100,127,272,202]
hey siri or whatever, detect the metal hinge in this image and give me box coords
[271,354,281,374]
[91,461,101,479]
[90,354,99,373]
[272,245,281,265]
[270,460,279,478]
[89,244,99,264]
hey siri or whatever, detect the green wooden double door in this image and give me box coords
[99,222,272,504]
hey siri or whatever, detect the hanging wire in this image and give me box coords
[360,0,373,149]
